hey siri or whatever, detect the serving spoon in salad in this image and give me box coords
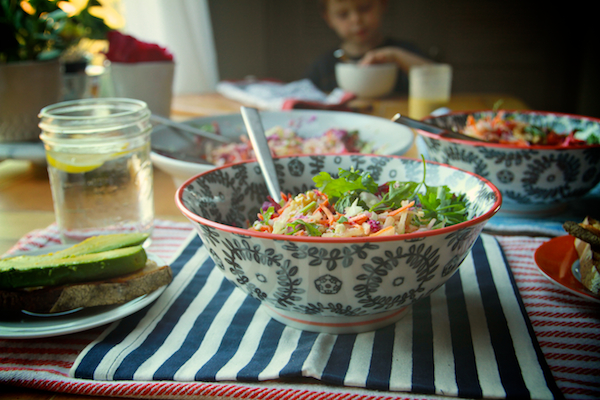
[241,106,282,203]
[392,114,487,142]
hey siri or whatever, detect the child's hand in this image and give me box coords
[359,47,432,72]
[359,47,399,66]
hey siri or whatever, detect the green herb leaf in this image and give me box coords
[288,220,322,236]
[260,206,275,221]
[313,168,378,213]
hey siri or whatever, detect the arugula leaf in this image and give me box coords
[586,133,600,145]
[524,125,547,138]
[288,219,321,236]
[417,185,467,226]
[313,168,378,213]
[313,162,468,228]
[259,206,276,222]
[370,181,420,211]
[313,169,375,198]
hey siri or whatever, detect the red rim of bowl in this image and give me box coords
[175,154,503,244]
[419,109,600,150]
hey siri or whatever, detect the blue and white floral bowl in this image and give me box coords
[418,110,600,217]
[176,154,501,333]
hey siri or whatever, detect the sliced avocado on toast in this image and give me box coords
[0,233,150,289]
[0,245,147,289]
[1,233,149,268]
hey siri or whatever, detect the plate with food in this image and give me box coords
[534,217,600,303]
[150,109,415,187]
[0,233,172,338]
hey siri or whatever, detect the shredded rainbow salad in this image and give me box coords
[249,167,468,238]
[206,126,373,166]
[463,111,597,146]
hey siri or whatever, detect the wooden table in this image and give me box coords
[0,92,528,399]
[1,92,528,256]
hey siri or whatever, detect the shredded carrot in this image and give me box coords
[322,205,335,224]
[258,224,273,233]
[257,213,264,221]
[389,201,415,217]
[349,214,369,225]
[278,200,292,214]
[369,225,395,237]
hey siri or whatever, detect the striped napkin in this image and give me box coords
[70,232,562,399]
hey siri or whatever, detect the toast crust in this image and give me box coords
[0,260,172,314]
[565,217,600,295]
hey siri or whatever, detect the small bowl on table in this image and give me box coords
[416,110,600,217]
[335,62,397,98]
[175,154,501,334]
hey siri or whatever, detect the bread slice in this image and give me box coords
[574,238,600,294]
[565,216,600,295]
[0,259,172,314]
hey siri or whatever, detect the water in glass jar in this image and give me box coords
[46,142,154,244]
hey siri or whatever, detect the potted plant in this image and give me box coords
[0,0,113,142]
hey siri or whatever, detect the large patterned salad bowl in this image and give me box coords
[417,110,600,217]
[176,154,501,334]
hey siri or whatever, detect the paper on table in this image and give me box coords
[216,79,355,111]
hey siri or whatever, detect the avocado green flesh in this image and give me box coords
[0,233,149,270]
[0,246,147,289]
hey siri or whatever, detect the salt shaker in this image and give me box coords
[39,98,154,244]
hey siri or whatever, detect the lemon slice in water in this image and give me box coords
[46,154,105,173]
[46,147,132,174]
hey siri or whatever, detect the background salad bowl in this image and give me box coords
[417,110,600,217]
[176,154,501,334]
[151,109,414,187]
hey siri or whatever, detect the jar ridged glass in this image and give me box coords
[39,98,154,244]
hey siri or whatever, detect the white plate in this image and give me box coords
[0,246,168,338]
[150,110,414,188]
[0,141,46,164]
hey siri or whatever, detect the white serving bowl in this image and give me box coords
[175,154,501,334]
[417,110,600,217]
[151,109,413,187]
[335,62,397,98]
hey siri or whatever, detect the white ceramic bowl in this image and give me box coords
[176,154,501,334]
[151,109,414,187]
[417,110,600,217]
[335,62,397,98]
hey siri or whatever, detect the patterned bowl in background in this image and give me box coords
[418,111,600,217]
[175,154,501,334]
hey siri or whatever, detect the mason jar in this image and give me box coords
[39,98,154,244]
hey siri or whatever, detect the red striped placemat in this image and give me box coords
[1,224,598,399]
[496,236,600,399]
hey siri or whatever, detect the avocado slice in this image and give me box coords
[53,232,149,256]
[0,245,148,289]
[0,233,149,269]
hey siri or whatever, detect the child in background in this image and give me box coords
[306,0,432,93]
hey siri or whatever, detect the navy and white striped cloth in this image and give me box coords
[71,233,562,399]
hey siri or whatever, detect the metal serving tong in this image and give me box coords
[392,114,487,142]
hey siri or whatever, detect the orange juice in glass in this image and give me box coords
[408,64,452,120]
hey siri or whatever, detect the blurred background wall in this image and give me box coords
[208,0,599,118]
